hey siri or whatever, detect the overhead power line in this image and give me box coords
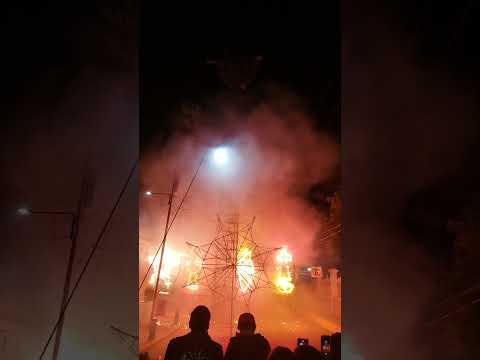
[38,161,137,359]
[139,157,205,291]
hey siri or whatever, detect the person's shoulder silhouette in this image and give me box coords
[225,313,271,360]
[166,333,222,360]
[164,306,223,360]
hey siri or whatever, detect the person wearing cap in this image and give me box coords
[164,305,223,360]
[224,312,271,360]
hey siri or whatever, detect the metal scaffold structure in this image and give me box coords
[186,213,278,336]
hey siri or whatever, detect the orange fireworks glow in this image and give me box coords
[274,247,295,294]
[184,257,202,291]
[237,246,255,293]
[147,247,181,289]
[186,268,200,291]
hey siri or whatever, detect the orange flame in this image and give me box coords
[274,247,295,294]
[147,247,180,289]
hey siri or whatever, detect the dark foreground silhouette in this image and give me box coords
[224,312,271,360]
[164,305,223,360]
[269,346,295,360]
[140,305,340,360]
[294,345,321,360]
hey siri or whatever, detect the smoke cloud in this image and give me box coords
[343,1,479,358]
[139,86,340,354]
[140,87,340,265]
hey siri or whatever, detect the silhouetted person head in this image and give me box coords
[269,346,294,360]
[237,312,256,335]
[189,305,210,332]
[225,312,270,360]
[294,345,321,360]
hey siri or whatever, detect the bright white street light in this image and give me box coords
[145,191,153,196]
[212,147,229,166]
[17,207,31,216]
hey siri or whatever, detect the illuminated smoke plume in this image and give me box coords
[343,1,479,358]
[147,246,181,290]
[139,87,340,349]
[140,89,340,267]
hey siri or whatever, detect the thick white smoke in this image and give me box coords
[140,89,339,264]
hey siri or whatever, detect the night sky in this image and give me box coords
[140,1,340,151]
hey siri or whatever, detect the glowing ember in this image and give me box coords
[274,247,295,294]
[237,246,255,293]
[275,274,295,294]
[147,247,180,289]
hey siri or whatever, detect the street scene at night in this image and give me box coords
[3,1,480,359]
[139,3,340,358]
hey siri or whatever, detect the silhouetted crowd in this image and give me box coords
[139,305,340,360]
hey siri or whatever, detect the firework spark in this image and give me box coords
[274,247,295,294]
[237,246,255,293]
[147,247,181,289]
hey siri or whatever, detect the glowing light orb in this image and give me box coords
[17,207,31,216]
[237,246,255,293]
[212,147,229,166]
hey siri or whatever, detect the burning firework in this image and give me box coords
[185,257,202,291]
[186,215,272,306]
[147,247,181,289]
[274,247,295,294]
[237,246,255,293]
[186,269,200,291]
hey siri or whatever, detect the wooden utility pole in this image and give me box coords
[52,173,92,360]
[148,179,178,341]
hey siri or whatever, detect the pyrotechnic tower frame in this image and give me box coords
[186,213,278,335]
